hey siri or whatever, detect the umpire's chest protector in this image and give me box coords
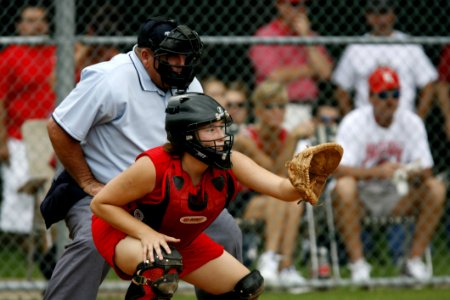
[128,147,237,248]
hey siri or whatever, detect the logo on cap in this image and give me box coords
[382,71,395,83]
[368,66,400,93]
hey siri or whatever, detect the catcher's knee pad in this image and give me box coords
[125,247,183,300]
[217,270,264,299]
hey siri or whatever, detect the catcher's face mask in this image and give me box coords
[165,93,234,169]
[187,119,234,170]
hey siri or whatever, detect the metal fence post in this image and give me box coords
[54,0,76,258]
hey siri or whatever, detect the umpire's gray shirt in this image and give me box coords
[52,45,202,183]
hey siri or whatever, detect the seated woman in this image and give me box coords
[235,80,311,288]
[90,93,323,299]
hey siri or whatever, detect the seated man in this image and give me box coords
[331,67,446,282]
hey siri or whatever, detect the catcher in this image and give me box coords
[90,92,342,299]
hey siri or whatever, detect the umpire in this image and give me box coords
[42,17,242,300]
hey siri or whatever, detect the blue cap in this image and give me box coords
[137,17,177,50]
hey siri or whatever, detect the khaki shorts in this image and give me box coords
[358,181,401,218]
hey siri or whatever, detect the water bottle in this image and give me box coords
[318,246,331,279]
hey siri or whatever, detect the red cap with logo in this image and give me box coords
[368,67,400,93]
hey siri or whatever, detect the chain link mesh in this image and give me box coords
[0,0,449,298]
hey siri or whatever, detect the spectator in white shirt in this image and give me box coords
[331,67,446,282]
[332,0,437,118]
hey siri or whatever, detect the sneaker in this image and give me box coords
[278,266,310,294]
[349,259,371,283]
[280,266,311,294]
[405,257,431,281]
[257,251,280,287]
[279,266,306,287]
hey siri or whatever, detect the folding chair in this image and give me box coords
[324,188,433,281]
[18,119,55,279]
[308,196,341,280]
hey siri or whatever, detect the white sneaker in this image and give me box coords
[349,259,371,283]
[405,257,431,281]
[279,266,306,287]
[280,266,311,294]
[257,251,280,287]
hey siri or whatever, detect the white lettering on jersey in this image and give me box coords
[179,216,208,224]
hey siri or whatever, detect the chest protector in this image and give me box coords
[128,157,236,248]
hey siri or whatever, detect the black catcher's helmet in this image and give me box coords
[165,93,234,169]
[137,17,203,92]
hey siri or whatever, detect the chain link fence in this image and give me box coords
[0,0,449,298]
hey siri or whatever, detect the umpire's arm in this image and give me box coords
[47,117,104,196]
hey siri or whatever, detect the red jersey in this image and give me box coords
[0,45,56,139]
[438,45,450,82]
[245,125,288,153]
[92,146,238,248]
[248,19,332,102]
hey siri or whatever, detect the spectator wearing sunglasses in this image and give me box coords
[220,81,252,232]
[330,67,446,282]
[332,0,437,119]
[235,80,308,290]
[224,81,251,134]
[248,0,333,132]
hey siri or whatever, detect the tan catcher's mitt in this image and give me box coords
[286,142,343,206]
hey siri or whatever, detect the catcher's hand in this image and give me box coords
[286,143,343,205]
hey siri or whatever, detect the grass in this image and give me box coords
[97,287,450,300]
[1,225,450,300]
[256,288,450,300]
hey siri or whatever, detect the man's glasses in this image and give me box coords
[375,89,400,100]
[263,103,287,110]
[319,115,340,124]
[226,102,246,109]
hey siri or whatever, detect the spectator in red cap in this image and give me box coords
[330,66,446,282]
[248,0,333,132]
